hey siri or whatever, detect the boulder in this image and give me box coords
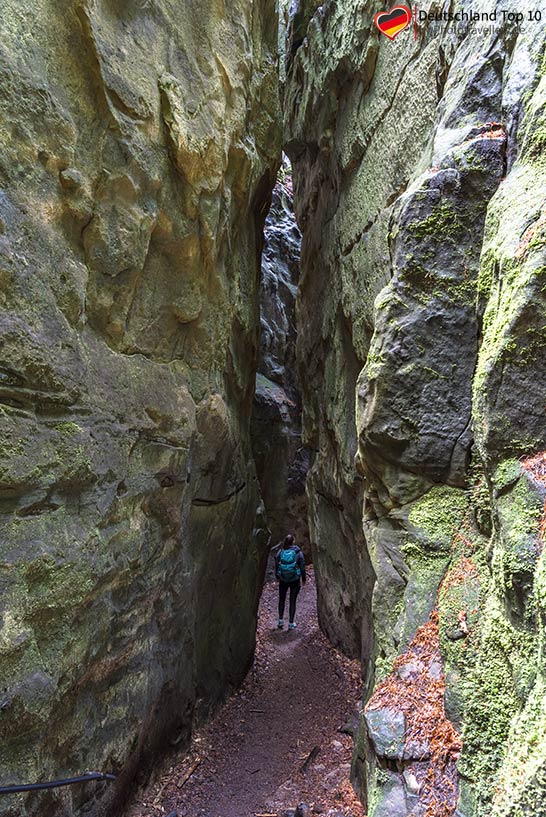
[365,708,406,760]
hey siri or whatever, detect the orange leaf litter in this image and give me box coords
[366,612,461,817]
[440,554,478,591]
[364,454,545,815]
[479,122,506,140]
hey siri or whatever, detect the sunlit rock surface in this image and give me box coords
[0,2,280,815]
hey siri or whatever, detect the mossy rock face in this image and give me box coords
[491,677,546,817]
[286,4,546,816]
[473,74,546,470]
[385,485,468,654]
[433,453,546,817]
[0,0,280,814]
[493,470,544,619]
[367,769,409,817]
[461,36,546,815]
[454,597,537,809]
[283,0,442,669]
[356,71,504,715]
[408,487,468,551]
[358,129,504,490]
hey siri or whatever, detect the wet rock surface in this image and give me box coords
[0,2,280,815]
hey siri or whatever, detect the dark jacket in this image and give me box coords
[275,544,306,583]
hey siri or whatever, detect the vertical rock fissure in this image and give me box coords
[250,156,310,557]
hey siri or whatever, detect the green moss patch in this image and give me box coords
[407,202,463,241]
[491,676,546,816]
[54,421,82,434]
[408,486,468,550]
[456,598,537,811]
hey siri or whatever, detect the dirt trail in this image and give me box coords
[129,568,364,817]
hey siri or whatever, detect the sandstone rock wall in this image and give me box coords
[0,2,280,815]
[285,0,546,813]
[251,160,310,556]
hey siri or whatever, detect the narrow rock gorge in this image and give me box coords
[1,2,546,817]
[251,158,310,554]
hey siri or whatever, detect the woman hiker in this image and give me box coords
[275,534,306,630]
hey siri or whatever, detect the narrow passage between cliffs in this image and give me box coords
[128,567,364,817]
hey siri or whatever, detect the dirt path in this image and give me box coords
[129,568,364,817]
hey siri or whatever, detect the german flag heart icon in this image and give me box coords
[374,5,412,39]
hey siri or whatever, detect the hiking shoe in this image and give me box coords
[288,622,297,630]
[277,619,284,629]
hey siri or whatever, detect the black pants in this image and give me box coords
[278,580,300,623]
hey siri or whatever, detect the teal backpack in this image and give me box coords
[277,547,301,582]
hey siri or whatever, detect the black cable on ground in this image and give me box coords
[0,772,116,795]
